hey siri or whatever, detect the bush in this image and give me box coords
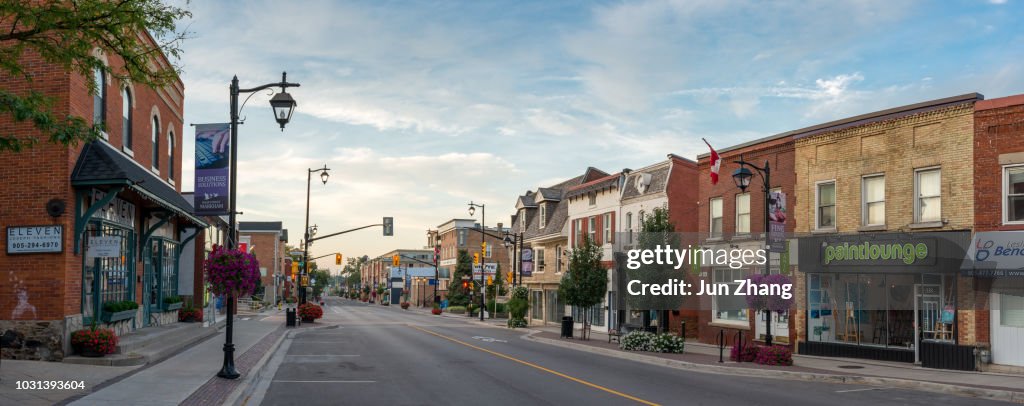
[511,286,529,301]
[298,303,323,320]
[163,295,183,304]
[71,328,118,355]
[507,318,528,328]
[730,344,759,362]
[651,333,686,353]
[620,331,685,353]
[102,300,139,313]
[486,300,507,314]
[754,345,793,366]
[447,306,466,314]
[178,306,203,322]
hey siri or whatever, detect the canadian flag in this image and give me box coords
[703,138,721,184]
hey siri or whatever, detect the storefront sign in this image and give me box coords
[768,191,786,253]
[521,248,533,277]
[962,231,1024,277]
[798,232,973,273]
[87,236,122,258]
[91,189,136,228]
[7,225,63,254]
[821,239,934,266]
[194,123,231,216]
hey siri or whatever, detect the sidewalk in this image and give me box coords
[525,325,1024,402]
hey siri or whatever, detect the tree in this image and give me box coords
[309,269,330,299]
[0,1,191,152]
[627,206,684,333]
[559,237,607,340]
[447,249,473,306]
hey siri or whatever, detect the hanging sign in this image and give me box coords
[768,191,786,253]
[521,248,533,277]
[87,236,122,258]
[194,123,231,216]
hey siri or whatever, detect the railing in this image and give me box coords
[718,329,744,363]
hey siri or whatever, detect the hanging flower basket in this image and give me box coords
[205,247,261,298]
[71,328,118,357]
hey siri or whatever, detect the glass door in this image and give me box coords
[914,283,941,363]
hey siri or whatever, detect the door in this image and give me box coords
[914,284,941,364]
[991,292,1024,366]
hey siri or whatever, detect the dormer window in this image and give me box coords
[520,210,526,231]
[588,193,597,206]
[539,203,547,228]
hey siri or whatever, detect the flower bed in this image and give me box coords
[729,345,792,366]
[179,306,203,322]
[619,331,685,353]
[71,328,118,356]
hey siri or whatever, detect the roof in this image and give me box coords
[976,94,1024,111]
[621,164,670,200]
[239,221,283,232]
[564,173,620,199]
[514,173,590,241]
[71,141,205,227]
[536,187,562,202]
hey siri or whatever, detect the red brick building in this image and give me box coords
[0,38,203,360]
[239,222,288,304]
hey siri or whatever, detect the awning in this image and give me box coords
[961,231,1024,277]
[71,140,207,227]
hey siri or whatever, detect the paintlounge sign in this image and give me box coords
[822,239,935,266]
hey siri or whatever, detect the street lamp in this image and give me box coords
[731,154,775,346]
[503,231,523,287]
[220,72,300,380]
[468,201,485,321]
[303,165,331,306]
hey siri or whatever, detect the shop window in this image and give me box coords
[1000,293,1024,328]
[82,222,134,323]
[735,193,750,234]
[915,168,941,223]
[862,175,885,226]
[712,268,747,323]
[531,290,543,320]
[93,67,106,127]
[122,88,133,150]
[545,290,562,322]
[1005,165,1024,224]
[816,181,836,229]
[709,198,723,238]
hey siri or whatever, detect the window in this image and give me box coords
[1001,293,1024,328]
[709,198,723,237]
[603,213,612,244]
[536,248,545,271]
[862,175,885,226]
[817,182,836,229]
[168,131,175,181]
[531,290,543,320]
[639,210,646,227]
[457,229,467,246]
[520,210,526,231]
[92,67,106,127]
[915,168,941,223]
[735,193,750,234]
[121,89,133,149]
[626,212,633,244]
[539,203,546,228]
[555,245,562,273]
[486,243,492,258]
[588,216,596,243]
[151,116,160,171]
[588,193,597,206]
[1006,165,1024,224]
[712,268,747,323]
[574,219,583,247]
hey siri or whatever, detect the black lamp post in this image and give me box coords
[468,201,486,321]
[731,154,775,347]
[503,231,523,287]
[221,72,300,380]
[302,166,330,305]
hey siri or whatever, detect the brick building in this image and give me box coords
[968,94,1024,369]
[239,222,288,304]
[565,168,623,334]
[0,39,203,360]
[425,219,510,305]
[794,93,980,369]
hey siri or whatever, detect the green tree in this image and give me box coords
[559,237,607,340]
[628,206,683,333]
[309,269,330,299]
[0,0,191,152]
[447,249,473,306]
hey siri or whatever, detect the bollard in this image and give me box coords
[680,320,686,338]
[718,329,725,363]
[734,331,744,363]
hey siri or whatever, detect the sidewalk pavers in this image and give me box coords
[0,359,138,406]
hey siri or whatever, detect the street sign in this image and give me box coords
[428,278,437,286]
[472,263,497,278]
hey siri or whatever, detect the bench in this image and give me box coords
[608,327,622,343]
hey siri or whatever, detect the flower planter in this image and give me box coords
[163,302,183,312]
[431,308,442,315]
[80,348,105,358]
[301,317,315,323]
[100,309,136,323]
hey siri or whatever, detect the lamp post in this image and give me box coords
[731,154,774,347]
[503,231,523,287]
[302,166,330,305]
[221,72,300,380]
[468,201,485,321]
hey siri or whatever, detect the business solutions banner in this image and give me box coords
[194,123,231,216]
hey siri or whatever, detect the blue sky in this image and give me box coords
[176,0,1024,272]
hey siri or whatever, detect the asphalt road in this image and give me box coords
[255,297,1001,406]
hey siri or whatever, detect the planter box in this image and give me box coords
[448,308,465,314]
[163,302,183,312]
[493,312,509,319]
[301,317,316,323]
[100,309,136,323]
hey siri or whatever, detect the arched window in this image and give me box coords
[151,115,160,171]
[121,89,132,149]
[92,68,106,126]
[168,131,174,181]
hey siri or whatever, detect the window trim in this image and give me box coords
[914,167,941,224]
[709,197,723,238]
[815,180,837,231]
[711,268,749,326]
[539,203,546,229]
[735,192,750,235]
[535,248,545,272]
[555,245,562,273]
[861,174,885,227]
[588,216,596,244]
[1005,164,1024,225]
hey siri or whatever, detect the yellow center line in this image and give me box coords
[409,325,660,406]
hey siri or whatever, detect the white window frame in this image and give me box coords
[735,193,750,234]
[535,248,545,272]
[588,193,597,206]
[1005,164,1024,225]
[588,216,596,243]
[520,210,526,231]
[709,198,723,238]
[711,268,748,326]
[603,213,612,244]
[555,245,562,273]
[861,174,885,226]
[914,167,941,224]
[151,115,160,173]
[539,203,546,229]
[815,180,837,231]
[574,219,583,247]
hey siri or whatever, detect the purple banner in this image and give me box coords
[194,123,231,216]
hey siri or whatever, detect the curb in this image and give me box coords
[523,333,1024,404]
[226,323,339,406]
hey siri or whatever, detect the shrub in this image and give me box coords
[400,302,410,309]
[71,328,118,355]
[163,295,183,304]
[651,333,686,353]
[447,306,466,314]
[102,300,139,313]
[298,303,323,320]
[510,286,529,301]
[507,318,528,328]
[754,345,793,366]
[486,300,507,314]
[620,331,655,351]
[730,344,758,362]
[178,306,203,322]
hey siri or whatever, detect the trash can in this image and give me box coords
[286,308,297,327]
[561,316,574,338]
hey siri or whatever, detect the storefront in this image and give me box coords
[798,231,974,369]
[961,231,1024,368]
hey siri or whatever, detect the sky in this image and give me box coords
[174,0,1024,273]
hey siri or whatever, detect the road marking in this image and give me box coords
[273,380,375,383]
[835,388,885,393]
[410,325,659,406]
[472,336,508,343]
[286,354,360,357]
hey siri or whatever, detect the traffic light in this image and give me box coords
[392,255,400,266]
[506,271,513,284]
[487,276,493,285]
[473,253,480,265]
[461,280,469,289]
[335,253,342,265]
[383,217,394,236]
[481,241,487,251]
[291,262,298,279]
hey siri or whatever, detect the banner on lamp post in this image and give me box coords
[194,123,231,216]
[768,191,787,253]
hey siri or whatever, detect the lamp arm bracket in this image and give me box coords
[237,88,274,124]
